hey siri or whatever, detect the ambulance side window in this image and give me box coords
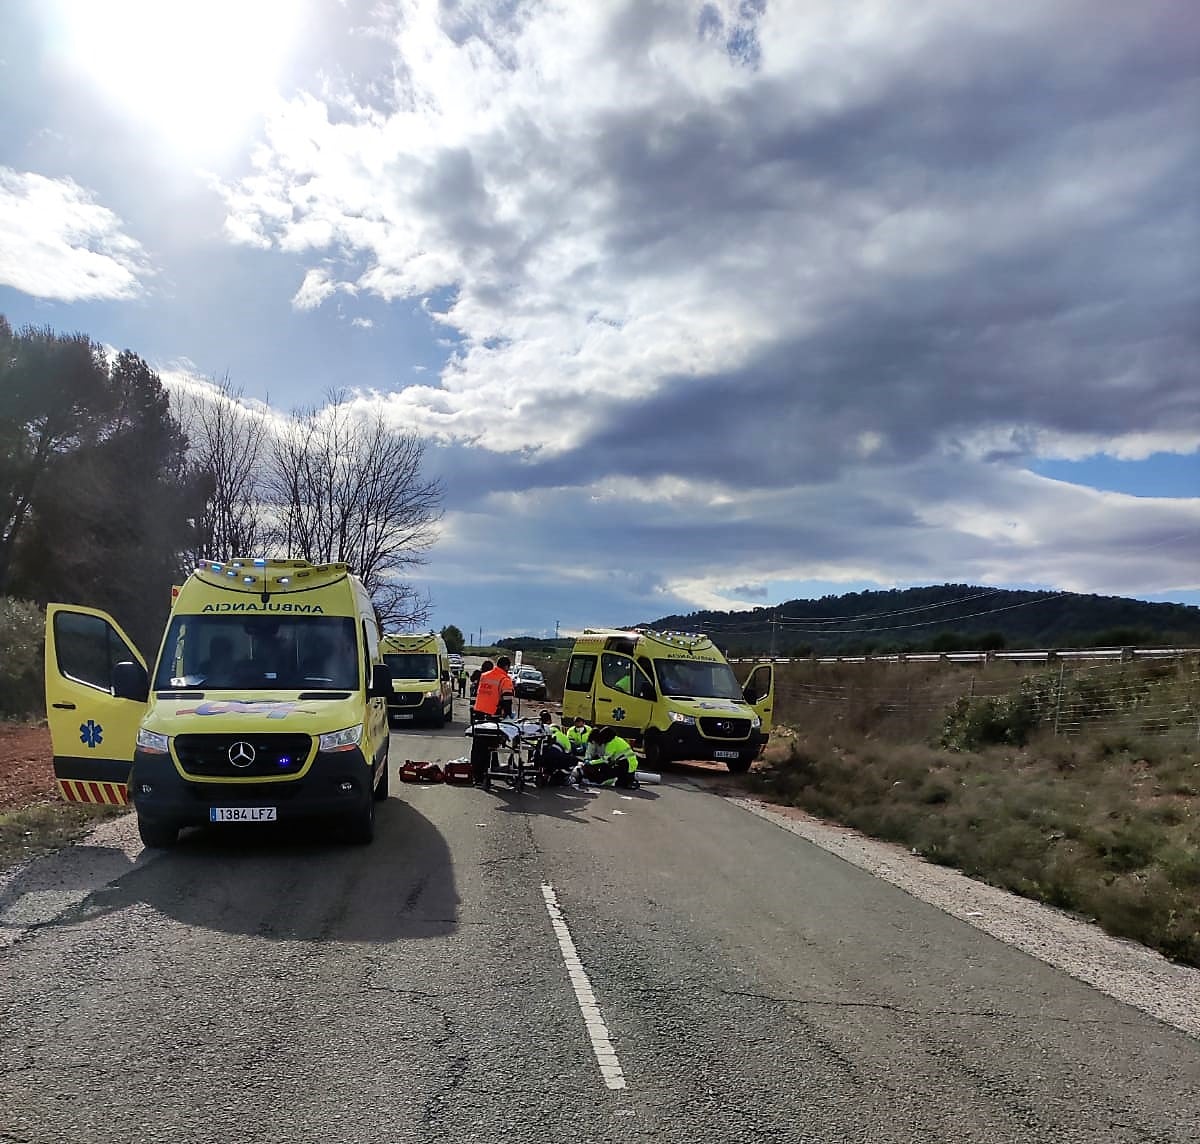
[566,655,596,692]
[360,621,375,690]
[601,653,634,696]
[635,657,657,700]
[54,612,136,692]
[744,664,771,704]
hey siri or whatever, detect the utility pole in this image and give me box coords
[770,608,778,659]
[554,619,560,640]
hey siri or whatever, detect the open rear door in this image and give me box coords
[44,604,147,805]
[742,662,775,746]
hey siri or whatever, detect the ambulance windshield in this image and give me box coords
[153,615,360,691]
[383,653,439,681]
[653,658,743,700]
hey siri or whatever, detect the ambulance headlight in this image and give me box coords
[668,711,695,726]
[319,725,363,753]
[136,728,170,755]
[750,715,762,729]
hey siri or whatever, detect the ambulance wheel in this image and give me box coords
[643,730,667,769]
[137,817,178,849]
[373,757,390,800]
[346,791,376,845]
[725,755,753,774]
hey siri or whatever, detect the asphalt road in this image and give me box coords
[1,698,1198,1143]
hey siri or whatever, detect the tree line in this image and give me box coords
[0,317,441,658]
[648,585,1200,660]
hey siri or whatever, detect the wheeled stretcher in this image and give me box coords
[464,719,557,791]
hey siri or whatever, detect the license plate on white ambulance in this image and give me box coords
[713,750,740,760]
[209,807,277,823]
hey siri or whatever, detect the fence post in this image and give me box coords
[1053,662,1066,737]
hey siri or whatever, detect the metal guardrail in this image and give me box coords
[728,647,1200,665]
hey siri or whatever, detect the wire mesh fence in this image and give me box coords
[773,654,1200,746]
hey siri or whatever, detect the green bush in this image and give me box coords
[939,692,1038,750]
[0,596,44,718]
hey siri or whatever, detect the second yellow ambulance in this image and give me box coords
[379,631,454,727]
[561,627,774,771]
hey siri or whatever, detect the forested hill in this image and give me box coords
[642,585,1200,658]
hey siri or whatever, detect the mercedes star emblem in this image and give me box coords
[228,741,256,768]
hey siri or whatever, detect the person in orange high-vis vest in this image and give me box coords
[470,657,515,785]
[472,656,515,722]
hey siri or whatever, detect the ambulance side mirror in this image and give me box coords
[637,678,656,701]
[112,661,149,703]
[368,663,392,698]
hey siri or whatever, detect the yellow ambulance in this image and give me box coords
[44,558,392,848]
[561,628,774,772]
[379,631,454,727]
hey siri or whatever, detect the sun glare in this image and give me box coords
[52,0,303,161]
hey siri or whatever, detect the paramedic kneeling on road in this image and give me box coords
[572,726,638,789]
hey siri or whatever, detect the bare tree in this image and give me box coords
[265,394,442,626]
[172,374,270,564]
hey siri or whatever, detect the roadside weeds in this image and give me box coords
[0,800,126,874]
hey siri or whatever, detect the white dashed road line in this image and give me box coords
[540,883,627,1090]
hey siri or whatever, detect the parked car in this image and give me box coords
[512,666,548,701]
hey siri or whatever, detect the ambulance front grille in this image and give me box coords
[698,717,751,740]
[174,733,312,777]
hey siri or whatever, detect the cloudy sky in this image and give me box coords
[2,0,1197,641]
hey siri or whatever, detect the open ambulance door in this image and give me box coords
[44,604,148,805]
[742,662,775,746]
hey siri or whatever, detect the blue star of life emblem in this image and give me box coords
[79,719,104,748]
[612,707,626,721]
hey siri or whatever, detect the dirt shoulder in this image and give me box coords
[0,722,55,811]
[0,721,124,871]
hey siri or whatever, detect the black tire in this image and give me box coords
[643,730,667,769]
[346,789,376,844]
[725,754,753,775]
[137,817,178,849]
[373,755,390,801]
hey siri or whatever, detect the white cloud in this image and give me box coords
[0,168,152,301]
[291,267,336,310]
[290,266,359,311]
[351,316,374,328]
[208,0,1198,626]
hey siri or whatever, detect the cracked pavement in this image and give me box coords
[1,707,1198,1142]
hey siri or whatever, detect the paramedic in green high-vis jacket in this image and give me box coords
[572,725,639,789]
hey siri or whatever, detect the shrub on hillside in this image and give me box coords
[0,596,44,718]
[939,691,1039,750]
